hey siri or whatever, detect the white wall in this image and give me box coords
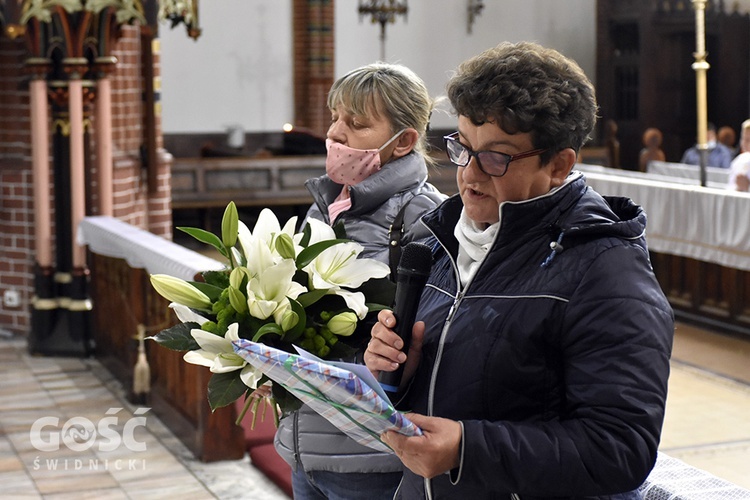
[159,0,293,134]
[336,0,597,129]
[159,0,596,134]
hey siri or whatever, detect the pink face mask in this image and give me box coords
[325,130,405,185]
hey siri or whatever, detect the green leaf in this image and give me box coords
[252,322,284,342]
[328,340,358,360]
[296,288,329,308]
[299,223,311,248]
[146,322,200,351]
[357,276,396,307]
[202,270,230,289]
[187,281,224,302]
[296,239,350,269]
[366,302,391,313]
[332,220,348,239]
[178,227,228,258]
[221,202,239,248]
[272,383,303,416]
[281,299,307,342]
[207,371,247,411]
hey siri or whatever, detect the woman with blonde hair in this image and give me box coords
[274,62,445,499]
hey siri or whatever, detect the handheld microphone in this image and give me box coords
[378,241,432,397]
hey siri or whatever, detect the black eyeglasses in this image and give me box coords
[443,132,548,177]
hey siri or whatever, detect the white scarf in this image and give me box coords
[451,174,581,285]
[453,209,500,286]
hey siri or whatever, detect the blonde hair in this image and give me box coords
[327,63,434,161]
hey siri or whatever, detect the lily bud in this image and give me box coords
[280,309,299,332]
[275,233,296,260]
[150,274,212,310]
[222,201,239,248]
[229,267,247,289]
[228,286,248,314]
[326,312,358,337]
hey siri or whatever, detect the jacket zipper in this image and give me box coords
[422,226,472,500]
[422,219,489,499]
[424,288,464,500]
[292,410,301,471]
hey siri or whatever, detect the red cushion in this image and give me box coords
[235,399,293,497]
[249,443,293,498]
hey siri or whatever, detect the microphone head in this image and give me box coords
[398,242,433,276]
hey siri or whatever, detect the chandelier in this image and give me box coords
[358,0,408,60]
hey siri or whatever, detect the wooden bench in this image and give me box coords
[171,155,327,209]
[79,216,245,462]
[170,155,458,211]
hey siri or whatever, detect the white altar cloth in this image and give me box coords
[77,216,224,280]
[580,170,750,272]
[646,160,730,186]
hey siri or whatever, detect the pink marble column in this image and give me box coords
[95,77,113,216]
[30,78,52,268]
[68,79,86,269]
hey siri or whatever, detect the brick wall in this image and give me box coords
[0,23,172,335]
[293,0,334,137]
[109,26,172,238]
[0,7,335,335]
[0,37,35,334]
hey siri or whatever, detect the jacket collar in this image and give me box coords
[305,152,429,216]
[424,173,647,257]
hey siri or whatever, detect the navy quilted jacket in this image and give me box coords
[397,173,674,500]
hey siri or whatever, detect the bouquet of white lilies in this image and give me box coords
[149,202,394,422]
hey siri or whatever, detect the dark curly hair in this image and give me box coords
[446,41,598,164]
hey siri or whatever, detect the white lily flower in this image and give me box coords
[182,323,261,388]
[304,242,390,319]
[253,208,282,242]
[238,209,302,275]
[237,220,253,264]
[332,289,370,319]
[280,215,298,240]
[253,209,299,252]
[244,234,275,278]
[302,217,336,245]
[246,258,307,320]
[169,303,209,325]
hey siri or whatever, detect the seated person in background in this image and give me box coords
[604,119,620,169]
[680,122,733,168]
[718,125,738,157]
[728,119,750,191]
[638,127,666,172]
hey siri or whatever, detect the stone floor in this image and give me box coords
[0,336,287,500]
[0,320,749,498]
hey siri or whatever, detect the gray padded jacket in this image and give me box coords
[273,151,446,473]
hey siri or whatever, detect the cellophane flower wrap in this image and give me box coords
[148,202,395,425]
